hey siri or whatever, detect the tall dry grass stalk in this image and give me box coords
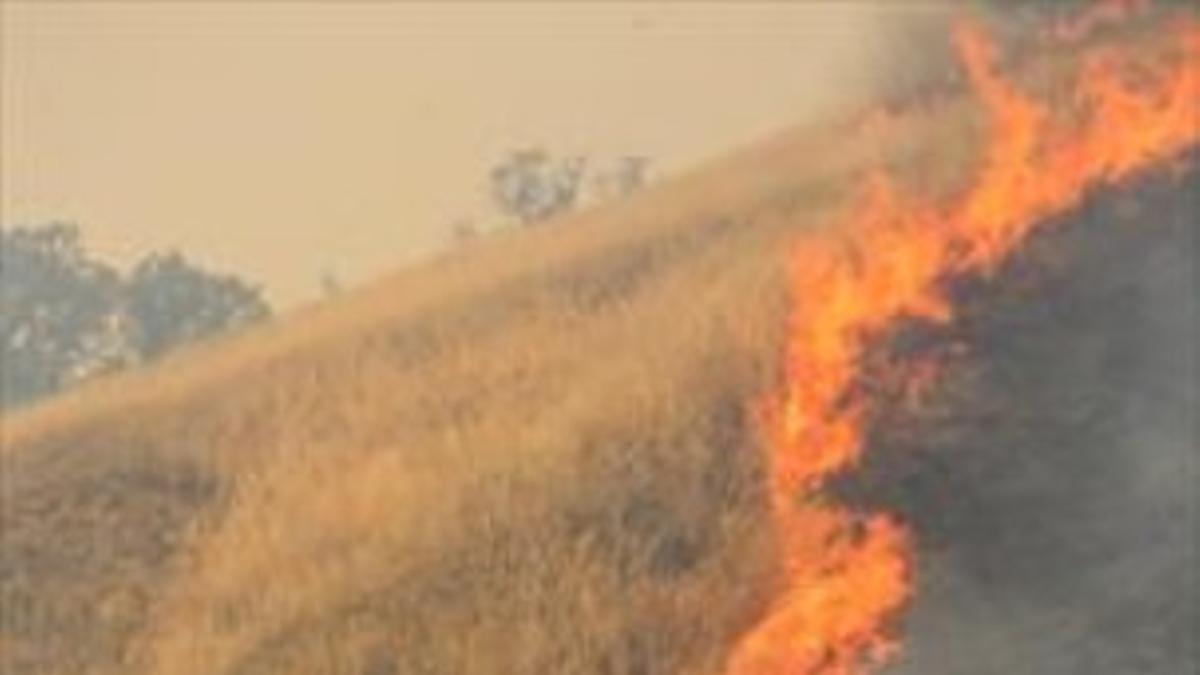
[0,35,1003,673]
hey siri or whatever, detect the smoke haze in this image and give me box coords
[1,2,947,307]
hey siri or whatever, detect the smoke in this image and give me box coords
[845,154,1199,673]
[839,5,957,104]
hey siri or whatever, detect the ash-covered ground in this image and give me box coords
[849,153,1198,674]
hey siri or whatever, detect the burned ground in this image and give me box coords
[844,154,1198,674]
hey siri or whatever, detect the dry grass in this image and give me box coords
[0,22,1077,673]
[0,123,899,675]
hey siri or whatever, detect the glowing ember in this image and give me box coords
[728,10,1198,675]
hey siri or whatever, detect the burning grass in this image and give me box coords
[1,6,1196,675]
[727,8,1198,674]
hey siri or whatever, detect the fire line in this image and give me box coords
[727,10,1199,675]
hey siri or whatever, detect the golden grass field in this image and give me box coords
[1,13,1191,675]
[0,100,960,675]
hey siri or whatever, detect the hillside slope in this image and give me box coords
[2,14,1195,675]
[1,82,934,675]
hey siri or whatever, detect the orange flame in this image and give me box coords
[728,12,1198,675]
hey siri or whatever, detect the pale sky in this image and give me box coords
[2,1,944,307]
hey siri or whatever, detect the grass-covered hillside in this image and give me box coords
[2,12,1195,675]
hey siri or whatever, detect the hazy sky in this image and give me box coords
[2,2,940,306]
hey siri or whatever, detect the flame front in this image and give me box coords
[728,10,1198,675]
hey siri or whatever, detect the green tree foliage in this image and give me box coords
[1,223,124,407]
[1,223,270,409]
[490,148,588,225]
[488,149,651,227]
[125,251,269,359]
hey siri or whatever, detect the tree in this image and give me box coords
[1,223,126,407]
[611,155,649,196]
[591,155,650,201]
[486,150,651,228]
[1,223,271,409]
[124,251,269,359]
[489,148,587,225]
